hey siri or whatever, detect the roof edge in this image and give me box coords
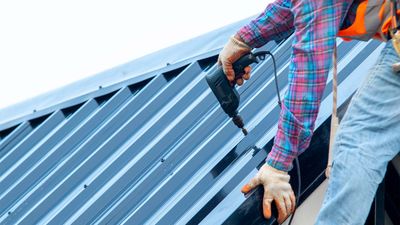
[0,16,255,131]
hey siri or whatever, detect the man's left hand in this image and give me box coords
[241,164,296,224]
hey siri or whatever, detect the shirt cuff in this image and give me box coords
[236,26,264,49]
[265,143,296,172]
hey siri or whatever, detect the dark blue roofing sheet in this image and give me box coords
[0,17,386,225]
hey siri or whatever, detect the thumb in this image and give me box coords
[241,176,260,194]
[223,64,235,82]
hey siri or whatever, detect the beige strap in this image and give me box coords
[326,43,339,178]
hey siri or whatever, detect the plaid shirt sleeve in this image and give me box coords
[236,0,294,47]
[266,0,354,171]
[239,0,354,171]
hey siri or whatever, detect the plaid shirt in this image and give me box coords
[237,0,360,171]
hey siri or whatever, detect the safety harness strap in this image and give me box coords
[326,43,339,178]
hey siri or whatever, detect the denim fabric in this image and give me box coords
[315,41,400,225]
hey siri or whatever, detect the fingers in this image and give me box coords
[283,193,293,215]
[243,66,251,80]
[276,192,296,223]
[236,78,244,86]
[290,191,296,213]
[241,176,260,194]
[242,73,250,81]
[275,196,289,224]
[262,191,273,219]
[221,63,250,86]
[244,66,251,74]
[237,66,251,86]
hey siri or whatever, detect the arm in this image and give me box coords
[237,0,294,48]
[218,0,294,85]
[266,0,352,171]
[241,0,353,222]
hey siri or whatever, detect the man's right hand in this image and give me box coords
[217,34,252,86]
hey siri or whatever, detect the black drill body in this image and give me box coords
[206,52,268,136]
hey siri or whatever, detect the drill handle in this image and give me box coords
[232,51,271,78]
[232,53,259,78]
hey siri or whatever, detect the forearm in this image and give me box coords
[237,0,294,48]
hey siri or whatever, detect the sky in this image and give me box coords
[0,0,270,110]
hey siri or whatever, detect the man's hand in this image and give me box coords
[218,34,252,86]
[241,164,296,224]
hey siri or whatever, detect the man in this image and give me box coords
[218,0,400,224]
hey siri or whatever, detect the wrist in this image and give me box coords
[234,33,245,43]
[231,34,252,51]
[264,163,288,174]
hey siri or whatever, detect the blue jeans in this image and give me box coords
[315,41,400,225]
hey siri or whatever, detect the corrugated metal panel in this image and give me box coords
[0,17,254,132]
[0,30,387,225]
[0,122,33,159]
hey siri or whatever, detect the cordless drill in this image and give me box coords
[206,52,269,136]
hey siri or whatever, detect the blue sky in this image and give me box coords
[0,0,270,109]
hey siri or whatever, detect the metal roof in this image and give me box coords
[0,18,388,225]
[0,17,253,131]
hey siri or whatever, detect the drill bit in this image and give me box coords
[232,114,248,136]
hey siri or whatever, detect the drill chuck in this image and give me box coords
[232,114,248,136]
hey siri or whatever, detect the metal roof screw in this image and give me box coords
[99,85,102,89]
[166,62,171,66]
[8,211,11,215]
[84,184,88,188]
[161,158,165,163]
[33,109,37,113]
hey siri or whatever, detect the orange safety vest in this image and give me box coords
[338,0,397,41]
